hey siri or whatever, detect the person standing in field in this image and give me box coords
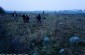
[12,11,17,22]
[36,14,41,23]
[22,14,26,23]
[25,15,30,23]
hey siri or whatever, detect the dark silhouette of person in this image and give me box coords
[25,15,30,23]
[22,14,26,23]
[36,14,41,23]
[43,11,45,14]
[42,11,46,19]
[12,11,17,22]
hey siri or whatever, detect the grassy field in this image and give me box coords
[0,13,85,55]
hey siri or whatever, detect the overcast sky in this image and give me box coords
[0,0,85,11]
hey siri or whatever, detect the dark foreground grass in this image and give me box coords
[0,14,85,55]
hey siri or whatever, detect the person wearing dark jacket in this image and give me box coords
[26,15,30,23]
[22,14,26,23]
[12,11,17,22]
[36,14,41,23]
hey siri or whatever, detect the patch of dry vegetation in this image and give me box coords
[0,14,85,55]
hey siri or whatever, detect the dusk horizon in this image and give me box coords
[0,0,85,11]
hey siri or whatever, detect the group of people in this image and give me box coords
[12,11,42,23]
[22,14,30,23]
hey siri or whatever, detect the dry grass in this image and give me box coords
[0,14,85,55]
